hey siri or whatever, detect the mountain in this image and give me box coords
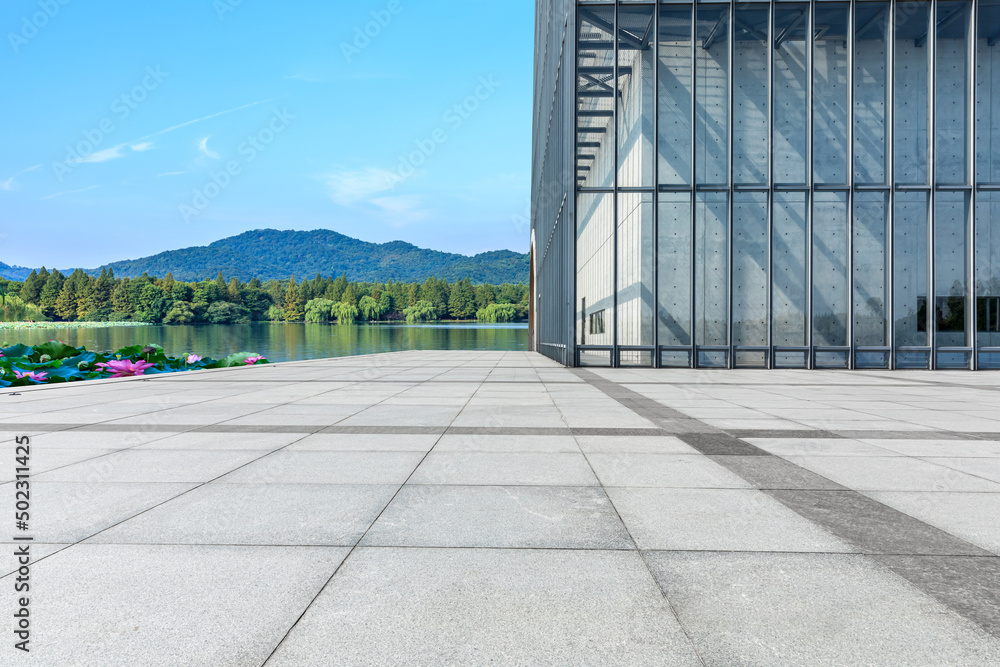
[0,261,35,281]
[90,229,529,284]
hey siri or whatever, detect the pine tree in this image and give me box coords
[39,269,65,318]
[20,269,44,304]
[283,275,303,321]
[227,278,242,304]
[215,271,227,296]
[449,278,477,320]
[111,280,132,317]
[54,280,78,321]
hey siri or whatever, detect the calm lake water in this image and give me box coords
[5,323,529,363]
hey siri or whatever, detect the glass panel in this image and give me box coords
[856,351,890,369]
[658,192,692,346]
[619,350,653,367]
[934,190,970,347]
[695,191,729,346]
[813,3,849,185]
[732,191,769,346]
[854,2,890,184]
[659,5,693,185]
[579,349,613,367]
[976,0,1000,184]
[773,3,810,185]
[935,1,972,185]
[576,192,615,347]
[813,191,849,346]
[734,350,767,367]
[617,5,656,187]
[576,5,615,188]
[733,4,770,185]
[617,192,654,346]
[853,191,890,346]
[660,350,691,367]
[977,192,1000,347]
[697,350,728,368]
[893,191,929,346]
[894,1,930,186]
[695,5,729,185]
[773,191,809,346]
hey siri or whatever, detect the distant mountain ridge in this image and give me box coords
[0,229,530,284]
[0,261,35,281]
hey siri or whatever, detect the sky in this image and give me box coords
[0,0,535,269]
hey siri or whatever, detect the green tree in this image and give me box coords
[55,279,78,321]
[305,298,334,323]
[39,269,65,318]
[331,301,359,324]
[403,300,438,323]
[20,269,45,304]
[283,275,303,322]
[475,283,497,310]
[359,295,385,321]
[242,288,274,321]
[83,268,114,320]
[448,278,476,320]
[476,302,517,323]
[206,301,250,324]
[163,301,196,324]
[227,278,243,304]
[111,279,133,319]
[341,283,358,308]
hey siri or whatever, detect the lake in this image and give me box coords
[4,323,529,363]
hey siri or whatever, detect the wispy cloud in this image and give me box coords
[1,164,42,191]
[42,185,99,200]
[197,136,221,159]
[157,171,188,177]
[67,99,273,166]
[324,167,400,205]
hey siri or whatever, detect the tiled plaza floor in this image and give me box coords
[2,350,1000,665]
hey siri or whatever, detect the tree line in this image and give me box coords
[0,268,529,325]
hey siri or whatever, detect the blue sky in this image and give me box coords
[1,0,534,269]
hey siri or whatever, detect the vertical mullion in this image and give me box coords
[970,0,979,369]
[727,0,735,368]
[848,0,856,368]
[888,0,897,368]
[768,0,776,368]
[613,2,619,367]
[806,0,815,368]
[929,0,937,369]
[690,2,697,368]
[569,4,578,366]
[653,3,660,367]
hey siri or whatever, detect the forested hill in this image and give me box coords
[2,229,528,284]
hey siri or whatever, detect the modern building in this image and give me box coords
[531,0,1000,369]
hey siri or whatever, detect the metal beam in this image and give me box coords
[775,10,806,49]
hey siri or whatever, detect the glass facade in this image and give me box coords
[532,0,1000,369]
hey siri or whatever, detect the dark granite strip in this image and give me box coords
[678,433,769,456]
[572,367,1000,638]
[870,555,1000,637]
[319,425,446,435]
[571,427,667,437]
[727,429,843,440]
[710,456,846,490]
[446,426,571,436]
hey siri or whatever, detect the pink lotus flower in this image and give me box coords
[96,359,156,378]
[14,370,47,383]
[186,354,203,364]
[244,356,265,365]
